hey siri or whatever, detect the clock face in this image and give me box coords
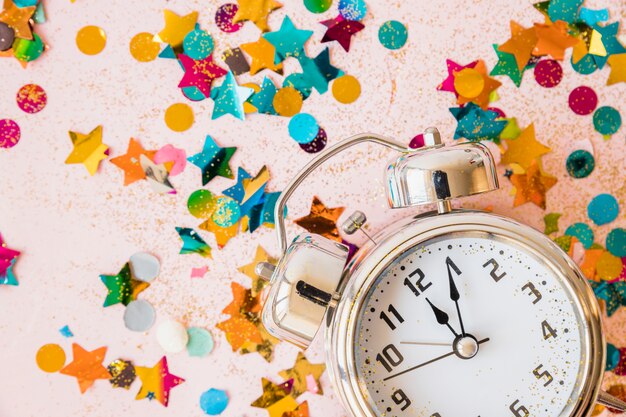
[354,232,587,417]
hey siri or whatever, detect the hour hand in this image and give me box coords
[425,298,458,338]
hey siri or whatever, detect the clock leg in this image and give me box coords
[597,390,626,412]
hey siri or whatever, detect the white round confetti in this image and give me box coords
[124,300,156,332]
[129,252,160,282]
[157,319,189,353]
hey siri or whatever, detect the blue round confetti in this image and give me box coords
[607,343,620,371]
[378,20,408,50]
[588,194,619,226]
[186,327,214,357]
[593,106,622,136]
[183,29,215,60]
[182,86,207,102]
[289,113,319,144]
[338,0,367,21]
[200,388,229,415]
[564,222,594,249]
[565,150,594,178]
[284,73,312,99]
[571,54,597,75]
[212,196,241,227]
[607,228,626,257]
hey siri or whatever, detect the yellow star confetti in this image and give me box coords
[238,245,277,296]
[65,125,109,176]
[278,352,325,397]
[509,160,557,209]
[155,10,198,48]
[233,0,282,33]
[500,124,550,169]
[241,37,283,75]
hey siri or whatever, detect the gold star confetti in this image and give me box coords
[500,123,550,169]
[294,196,345,242]
[607,54,626,85]
[278,352,325,397]
[238,245,277,296]
[0,1,35,40]
[233,0,282,33]
[155,9,198,48]
[241,37,284,75]
[65,125,109,176]
[509,160,557,209]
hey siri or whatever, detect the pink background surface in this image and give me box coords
[1,0,626,416]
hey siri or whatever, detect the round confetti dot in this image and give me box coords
[182,86,207,102]
[566,150,594,178]
[188,189,218,218]
[607,229,626,258]
[36,344,66,373]
[0,22,15,51]
[607,343,621,371]
[215,3,243,33]
[200,388,229,415]
[597,251,623,281]
[129,32,160,62]
[187,327,214,357]
[108,359,136,389]
[453,68,484,98]
[154,144,187,176]
[588,194,619,226]
[378,20,408,50]
[76,25,107,55]
[0,119,20,149]
[16,84,47,114]
[304,0,332,13]
[593,106,622,137]
[157,320,189,353]
[164,103,194,132]
[332,74,361,104]
[13,33,44,62]
[283,73,312,99]
[568,86,597,115]
[123,300,156,332]
[571,54,597,75]
[533,59,563,88]
[183,29,214,60]
[211,196,241,227]
[409,133,425,149]
[129,252,160,282]
[299,127,327,153]
[289,113,319,144]
[338,0,366,21]
[273,87,303,117]
[564,222,594,249]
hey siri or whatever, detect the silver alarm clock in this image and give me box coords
[257,128,626,417]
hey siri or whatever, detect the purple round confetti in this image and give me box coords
[409,133,425,149]
[215,4,243,33]
[568,86,598,116]
[299,127,327,153]
[0,119,20,149]
[534,59,563,88]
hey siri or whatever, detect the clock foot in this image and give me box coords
[597,390,626,412]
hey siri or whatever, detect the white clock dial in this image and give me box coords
[354,232,586,417]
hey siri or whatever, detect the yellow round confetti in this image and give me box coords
[597,251,623,281]
[453,68,484,98]
[273,87,303,117]
[36,343,66,373]
[242,83,261,114]
[76,25,107,55]
[164,103,194,132]
[332,75,361,104]
[130,32,161,62]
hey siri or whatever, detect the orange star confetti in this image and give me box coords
[294,196,345,242]
[455,60,501,110]
[500,124,550,169]
[607,54,626,85]
[0,1,35,40]
[283,401,310,417]
[279,352,325,397]
[509,160,557,209]
[241,37,283,75]
[498,21,538,71]
[60,344,111,393]
[199,217,239,249]
[233,0,282,33]
[533,20,579,60]
[110,138,156,186]
[135,356,185,407]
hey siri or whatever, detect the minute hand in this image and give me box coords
[446,256,466,336]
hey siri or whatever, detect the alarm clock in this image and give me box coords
[257,128,626,417]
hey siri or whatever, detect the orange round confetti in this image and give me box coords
[130,32,161,62]
[36,343,66,373]
[454,68,484,98]
[273,87,303,117]
[242,83,261,114]
[76,25,107,55]
[332,74,361,104]
[597,251,623,281]
[164,103,194,132]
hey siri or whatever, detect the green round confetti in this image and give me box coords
[571,54,597,75]
[565,150,594,178]
[607,343,620,371]
[13,33,44,62]
[187,327,214,357]
[304,0,332,13]
[183,29,214,60]
[588,194,619,226]
[593,106,622,136]
[188,189,217,219]
[378,20,408,50]
[211,196,241,227]
[564,222,594,249]
[607,228,626,257]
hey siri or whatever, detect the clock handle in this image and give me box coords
[597,390,626,413]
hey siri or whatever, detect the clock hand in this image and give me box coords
[446,256,466,336]
[383,338,490,381]
[425,297,459,338]
[400,341,450,347]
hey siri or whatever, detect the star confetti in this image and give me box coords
[100,263,150,307]
[454,60,501,110]
[509,160,557,209]
[294,196,345,242]
[60,344,111,393]
[110,138,156,185]
[178,53,227,97]
[155,10,198,48]
[279,352,326,397]
[500,123,550,169]
[238,245,277,296]
[498,21,538,71]
[263,16,313,63]
[251,377,296,410]
[449,103,507,142]
[241,36,283,75]
[0,233,20,278]
[210,71,254,120]
[490,44,524,87]
[187,135,236,185]
[176,227,212,258]
[233,0,283,33]
[320,15,364,52]
[438,59,478,94]
[607,53,626,85]
[65,126,110,176]
[283,401,310,417]
[533,20,578,60]
[589,280,626,316]
[135,356,185,407]
[0,1,35,40]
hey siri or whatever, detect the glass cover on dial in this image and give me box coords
[354,232,587,417]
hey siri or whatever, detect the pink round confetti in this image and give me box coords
[488,107,506,119]
[0,119,20,149]
[153,144,187,176]
[569,86,598,116]
[409,133,425,149]
[534,59,563,88]
[16,84,47,114]
[215,4,243,33]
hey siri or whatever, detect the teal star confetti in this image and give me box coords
[548,0,583,24]
[210,71,253,120]
[591,22,626,68]
[299,48,342,94]
[490,44,523,87]
[0,259,18,286]
[263,16,313,63]
[589,280,626,316]
[449,103,507,142]
[188,135,237,185]
[543,213,562,235]
[175,227,212,258]
[248,77,277,115]
[223,167,252,203]
[100,263,150,307]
